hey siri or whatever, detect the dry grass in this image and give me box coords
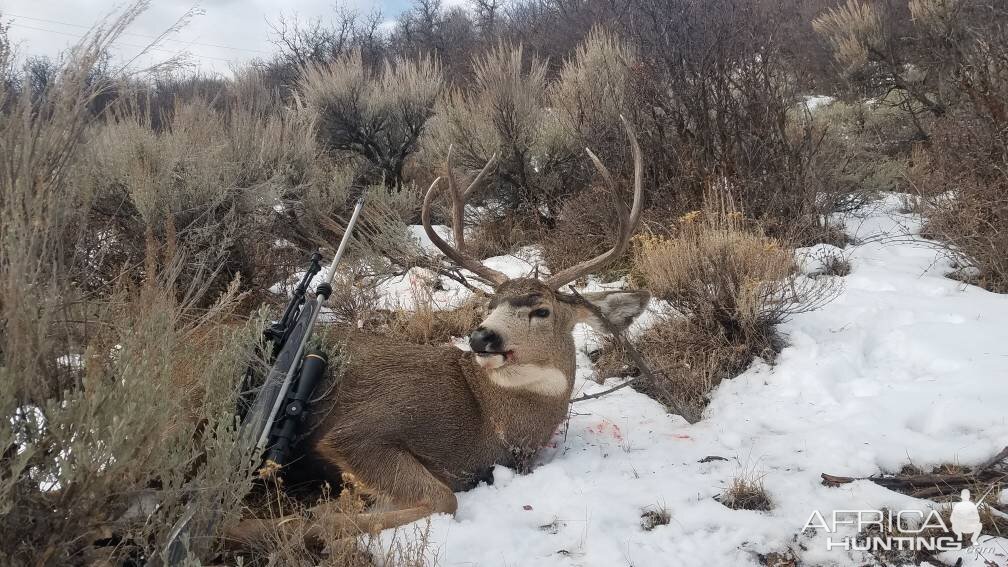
[716,470,773,512]
[594,317,753,422]
[383,276,487,345]
[229,479,434,567]
[633,198,832,346]
[820,255,852,277]
[757,549,801,567]
[640,504,671,531]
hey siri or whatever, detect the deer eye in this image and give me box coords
[530,308,550,318]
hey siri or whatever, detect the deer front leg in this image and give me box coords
[317,442,458,530]
[224,446,456,549]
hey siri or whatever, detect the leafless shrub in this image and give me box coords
[390,0,481,81]
[916,120,1008,291]
[421,43,579,218]
[598,196,836,419]
[324,265,384,329]
[633,198,835,347]
[270,9,386,70]
[299,50,443,187]
[466,207,533,260]
[821,254,852,278]
[805,98,914,215]
[0,8,262,564]
[630,0,824,236]
[908,5,1008,291]
[540,183,629,281]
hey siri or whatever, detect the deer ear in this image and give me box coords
[575,290,650,334]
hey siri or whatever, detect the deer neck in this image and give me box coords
[464,348,576,402]
[486,363,570,397]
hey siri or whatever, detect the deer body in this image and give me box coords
[227,117,647,543]
[308,330,574,496]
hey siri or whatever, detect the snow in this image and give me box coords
[375,244,546,311]
[408,224,452,254]
[372,193,1008,566]
[803,95,836,112]
[795,243,847,276]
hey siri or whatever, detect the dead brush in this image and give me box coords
[716,470,773,512]
[593,317,752,422]
[383,275,487,345]
[324,266,383,328]
[632,200,818,347]
[541,184,633,282]
[820,254,852,277]
[609,196,835,418]
[640,504,672,531]
[466,210,533,261]
[229,477,433,566]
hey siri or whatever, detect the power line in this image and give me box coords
[4,12,271,55]
[8,22,242,64]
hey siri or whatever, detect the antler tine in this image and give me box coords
[462,153,498,200]
[585,146,630,242]
[422,176,509,286]
[445,145,466,254]
[546,115,644,289]
[444,147,500,253]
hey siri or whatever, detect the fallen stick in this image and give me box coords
[821,446,1008,499]
[567,286,696,424]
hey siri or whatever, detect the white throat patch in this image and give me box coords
[487,364,569,397]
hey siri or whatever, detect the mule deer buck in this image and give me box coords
[228,117,649,544]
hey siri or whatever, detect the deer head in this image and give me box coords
[422,116,649,376]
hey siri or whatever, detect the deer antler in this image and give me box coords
[545,115,644,289]
[444,145,499,254]
[422,150,508,286]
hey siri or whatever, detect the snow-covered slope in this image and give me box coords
[378,194,1008,567]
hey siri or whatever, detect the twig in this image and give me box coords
[570,377,639,403]
[566,286,696,424]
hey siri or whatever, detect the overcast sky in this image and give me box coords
[2,1,463,75]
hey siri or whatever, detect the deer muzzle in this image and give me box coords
[469,327,513,369]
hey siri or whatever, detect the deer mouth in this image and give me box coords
[472,350,515,369]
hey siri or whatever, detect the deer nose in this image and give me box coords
[469,327,502,353]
